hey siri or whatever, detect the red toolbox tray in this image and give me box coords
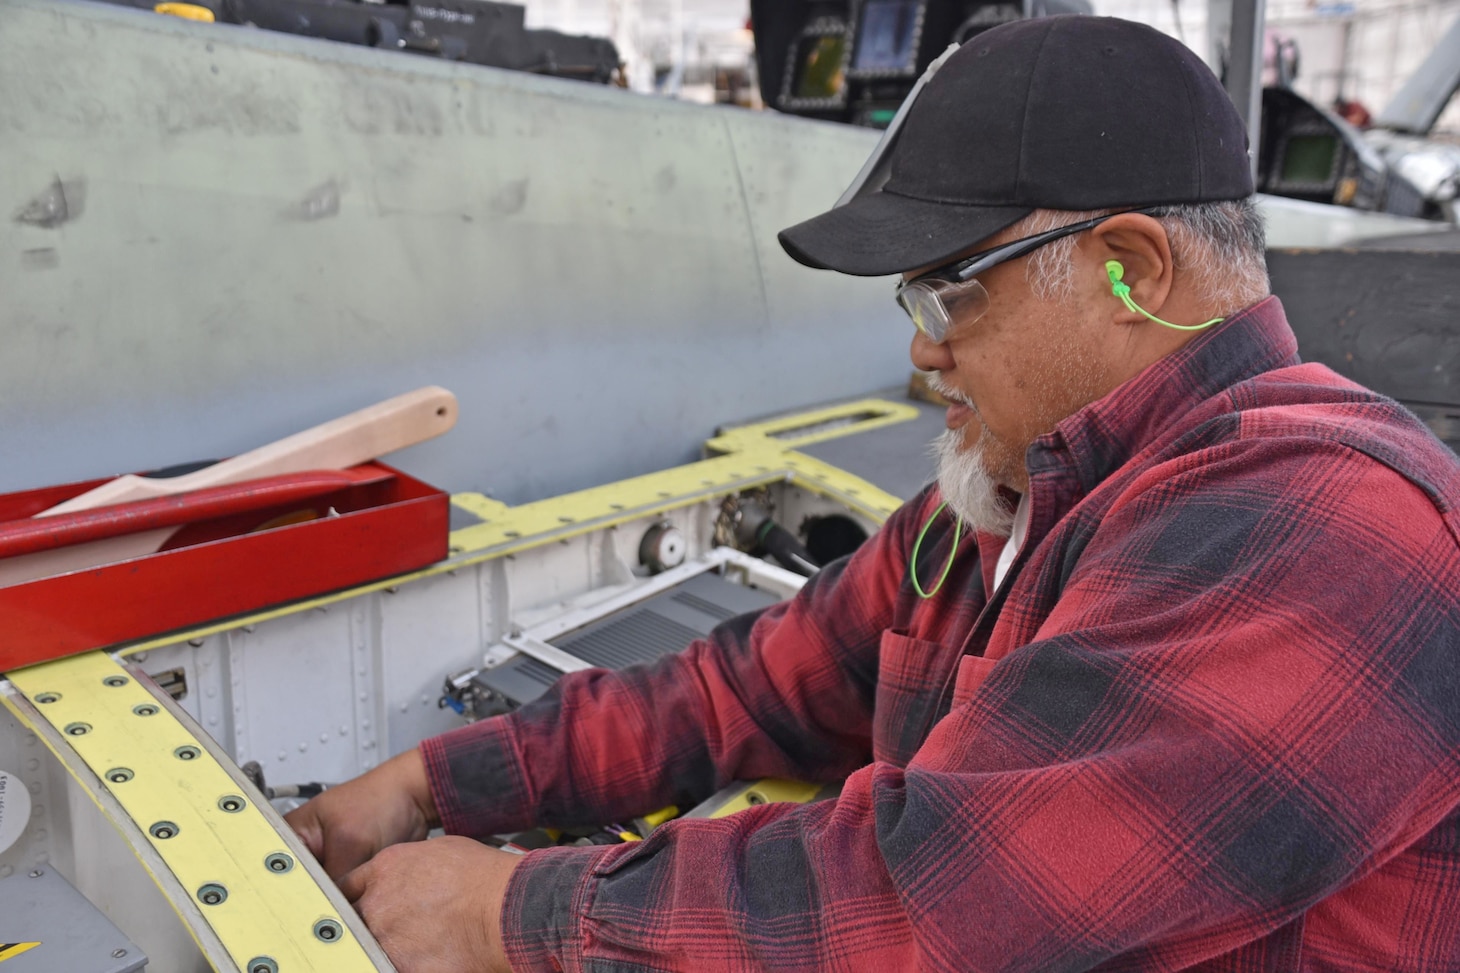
[0,462,448,672]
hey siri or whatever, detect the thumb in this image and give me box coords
[337,860,373,904]
[283,807,325,862]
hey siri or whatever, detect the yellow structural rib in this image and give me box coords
[114,399,910,658]
[4,654,390,973]
[703,398,920,455]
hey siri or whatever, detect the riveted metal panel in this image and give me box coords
[0,0,896,506]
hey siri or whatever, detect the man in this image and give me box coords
[289,16,1460,972]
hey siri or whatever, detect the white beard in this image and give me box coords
[932,427,1016,538]
[922,370,1017,537]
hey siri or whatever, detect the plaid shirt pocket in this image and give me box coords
[874,628,957,766]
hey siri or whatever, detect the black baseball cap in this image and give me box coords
[778,16,1253,277]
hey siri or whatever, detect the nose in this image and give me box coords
[909,329,954,373]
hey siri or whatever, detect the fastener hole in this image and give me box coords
[107,768,135,783]
[247,958,278,973]
[64,722,91,737]
[34,692,60,704]
[745,791,766,806]
[132,704,159,717]
[149,821,179,840]
[174,746,201,761]
[197,883,228,906]
[265,852,294,873]
[313,918,343,942]
[218,795,246,813]
[102,676,129,688]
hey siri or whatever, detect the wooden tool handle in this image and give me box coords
[39,387,458,517]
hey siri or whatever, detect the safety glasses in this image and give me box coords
[894,209,1156,343]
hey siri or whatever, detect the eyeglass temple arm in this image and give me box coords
[834,43,962,209]
[945,208,1164,283]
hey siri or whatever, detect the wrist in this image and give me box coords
[389,748,441,830]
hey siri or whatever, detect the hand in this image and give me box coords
[339,836,520,973]
[284,748,439,880]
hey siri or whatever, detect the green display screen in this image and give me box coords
[794,35,847,101]
[1281,134,1338,184]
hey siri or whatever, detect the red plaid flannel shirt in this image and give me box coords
[422,297,1460,971]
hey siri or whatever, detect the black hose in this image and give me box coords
[757,520,820,577]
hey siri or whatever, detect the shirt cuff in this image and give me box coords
[501,843,618,973]
[420,714,537,838]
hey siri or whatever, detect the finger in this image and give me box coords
[336,860,373,904]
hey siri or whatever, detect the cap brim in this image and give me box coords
[778,189,1032,277]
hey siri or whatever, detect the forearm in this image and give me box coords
[421,495,927,837]
[420,601,880,837]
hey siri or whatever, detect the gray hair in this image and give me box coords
[1015,199,1270,314]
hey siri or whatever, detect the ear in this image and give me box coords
[1083,214,1174,325]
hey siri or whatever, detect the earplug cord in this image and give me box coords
[1105,260,1223,331]
[910,502,963,599]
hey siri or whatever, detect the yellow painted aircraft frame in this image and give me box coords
[0,398,916,972]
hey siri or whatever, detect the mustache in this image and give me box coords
[921,371,976,410]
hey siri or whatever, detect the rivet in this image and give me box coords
[29,869,43,878]
[189,638,205,647]
[107,768,135,783]
[132,704,159,717]
[102,676,129,688]
[218,795,246,813]
[112,949,127,959]
[63,722,91,737]
[313,918,343,942]
[265,852,294,873]
[247,958,279,973]
[196,883,228,906]
[34,693,60,704]
[149,821,179,840]
[174,746,201,761]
